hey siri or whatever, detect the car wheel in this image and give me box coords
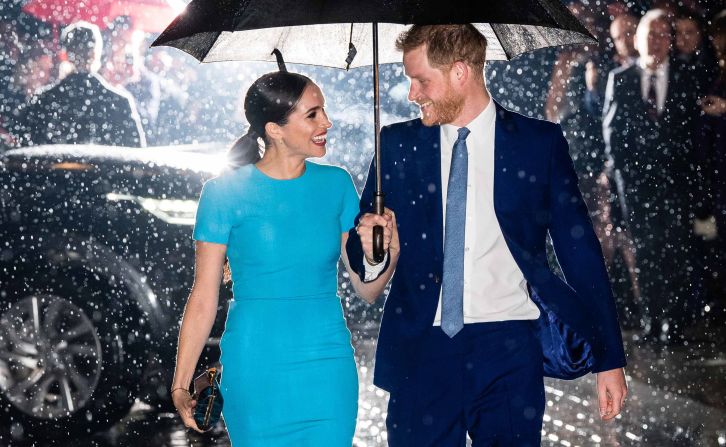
[0,263,146,441]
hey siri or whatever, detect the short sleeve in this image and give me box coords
[193,180,232,245]
[339,170,360,231]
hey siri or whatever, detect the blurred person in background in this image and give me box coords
[103,17,162,144]
[13,21,145,147]
[546,3,641,329]
[695,10,726,327]
[603,9,704,344]
[1,38,55,147]
[674,13,717,95]
[145,48,199,145]
[12,40,55,99]
[545,3,606,213]
[609,13,639,69]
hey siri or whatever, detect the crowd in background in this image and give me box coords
[543,2,725,346]
[0,0,724,346]
[0,11,231,148]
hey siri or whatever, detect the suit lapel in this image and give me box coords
[493,102,518,215]
[415,122,444,262]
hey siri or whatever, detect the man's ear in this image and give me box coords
[451,61,469,86]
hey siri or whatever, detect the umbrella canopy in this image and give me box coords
[152,0,596,66]
[151,0,596,261]
[22,0,185,33]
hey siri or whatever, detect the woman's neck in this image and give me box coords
[255,148,306,179]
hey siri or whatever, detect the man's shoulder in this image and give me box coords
[90,74,136,105]
[495,104,561,136]
[381,118,427,135]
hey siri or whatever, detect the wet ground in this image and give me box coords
[2,327,725,447]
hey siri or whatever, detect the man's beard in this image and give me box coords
[420,86,465,126]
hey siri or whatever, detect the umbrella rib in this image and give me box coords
[488,24,513,61]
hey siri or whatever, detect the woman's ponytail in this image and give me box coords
[228,127,263,168]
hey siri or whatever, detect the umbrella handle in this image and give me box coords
[372,192,386,264]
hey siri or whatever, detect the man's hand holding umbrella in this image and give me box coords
[356,208,398,266]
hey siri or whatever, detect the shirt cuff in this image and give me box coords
[363,253,388,281]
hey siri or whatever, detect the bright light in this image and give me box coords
[106,193,197,225]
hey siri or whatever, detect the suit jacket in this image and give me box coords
[602,62,701,226]
[15,72,146,147]
[347,103,626,392]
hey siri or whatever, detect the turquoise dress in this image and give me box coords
[193,161,360,446]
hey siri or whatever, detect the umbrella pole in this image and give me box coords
[371,21,385,263]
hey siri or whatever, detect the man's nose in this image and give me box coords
[408,84,417,102]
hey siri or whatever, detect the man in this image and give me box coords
[347,25,627,446]
[14,21,145,147]
[603,10,702,342]
[609,13,639,69]
[546,6,642,329]
[674,14,716,96]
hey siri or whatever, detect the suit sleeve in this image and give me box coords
[547,125,626,373]
[345,126,391,282]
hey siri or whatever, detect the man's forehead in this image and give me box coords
[402,47,428,76]
[649,19,671,32]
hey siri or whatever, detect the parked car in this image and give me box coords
[0,144,233,440]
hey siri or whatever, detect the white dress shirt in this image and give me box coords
[363,99,541,323]
[638,59,669,115]
[432,98,540,325]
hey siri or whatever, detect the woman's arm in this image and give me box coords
[340,209,399,304]
[171,240,227,431]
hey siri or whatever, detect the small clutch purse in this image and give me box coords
[193,367,224,431]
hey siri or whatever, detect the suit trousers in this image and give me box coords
[386,320,545,447]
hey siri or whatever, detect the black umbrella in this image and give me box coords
[151,0,596,261]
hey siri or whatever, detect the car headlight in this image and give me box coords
[106,193,197,225]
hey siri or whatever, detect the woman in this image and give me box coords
[170,71,398,445]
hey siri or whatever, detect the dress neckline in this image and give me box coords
[252,160,309,182]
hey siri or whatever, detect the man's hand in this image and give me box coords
[356,208,395,264]
[694,215,718,240]
[172,388,203,433]
[596,368,627,421]
[701,95,726,116]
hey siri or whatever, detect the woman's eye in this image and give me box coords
[308,112,317,119]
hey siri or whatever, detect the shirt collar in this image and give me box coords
[638,58,669,77]
[441,97,495,144]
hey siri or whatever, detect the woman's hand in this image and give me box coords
[172,388,203,433]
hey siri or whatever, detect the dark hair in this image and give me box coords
[61,21,103,66]
[228,71,312,168]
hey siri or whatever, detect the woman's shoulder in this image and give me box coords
[307,161,353,184]
[204,165,255,190]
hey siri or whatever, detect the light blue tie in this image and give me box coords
[441,127,470,338]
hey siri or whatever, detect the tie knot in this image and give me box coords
[457,127,470,141]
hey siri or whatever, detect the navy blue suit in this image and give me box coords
[346,103,626,444]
